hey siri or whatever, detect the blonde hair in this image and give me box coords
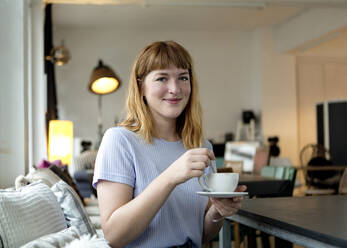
[119,41,203,149]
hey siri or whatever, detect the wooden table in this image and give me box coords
[220,195,347,248]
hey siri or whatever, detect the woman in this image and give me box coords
[93,41,246,248]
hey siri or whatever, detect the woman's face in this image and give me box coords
[142,65,191,123]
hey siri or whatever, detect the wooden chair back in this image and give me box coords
[339,168,347,194]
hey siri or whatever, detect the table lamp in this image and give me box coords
[48,120,73,166]
[89,60,121,147]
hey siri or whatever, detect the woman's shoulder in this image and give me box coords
[103,126,139,142]
[105,126,132,135]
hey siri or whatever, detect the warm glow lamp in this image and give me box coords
[89,60,120,95]
[48,120,73,165]
[89,60,121,147]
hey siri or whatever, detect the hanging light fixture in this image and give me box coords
[89,60,120,95]
[89,60,121,147]
[46,40,71,66]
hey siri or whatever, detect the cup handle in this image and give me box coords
[198,175,213,192]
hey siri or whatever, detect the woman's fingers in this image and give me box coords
[190,148,215,161]
[213,204,238,216]
[231,196,244,203]
[189,161,207,170]
[211,198,242,209]
[235,185,247,192]
[190,169,205,178]
[191,154,211,164]
[210,197,243,217]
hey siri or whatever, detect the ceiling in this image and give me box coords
[51,1,311,30]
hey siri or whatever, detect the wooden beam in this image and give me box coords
[44,0,142,5]
[44,0,347,7]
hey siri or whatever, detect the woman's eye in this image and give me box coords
[156,77,167,82]
[179,76,189,81]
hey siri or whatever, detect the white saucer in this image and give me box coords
[196,191,248,198]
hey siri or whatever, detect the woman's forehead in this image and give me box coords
[152,66,188,73]
[147,67,189,77]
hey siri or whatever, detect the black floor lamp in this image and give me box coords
[89,60,121,148]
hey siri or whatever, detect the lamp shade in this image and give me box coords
[48,120,73,165]
[89,60,120,95]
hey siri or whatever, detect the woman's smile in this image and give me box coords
[163,98,182,104]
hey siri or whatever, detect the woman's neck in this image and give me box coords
[153,118,180,142]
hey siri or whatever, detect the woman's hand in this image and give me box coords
[164,148,215,186]
[202,185,247,243]
[209,185,247,220]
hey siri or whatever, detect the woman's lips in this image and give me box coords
[164,98,181,104]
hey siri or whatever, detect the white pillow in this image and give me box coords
[89,216,102,229]
[51,181,96,236]
[20,226,80,248]
[0,182,67,248]
[63,234,110,248]
[25,169,62,187]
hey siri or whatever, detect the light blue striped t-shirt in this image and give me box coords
[93,127,216,248]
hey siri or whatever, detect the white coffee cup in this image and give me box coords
[198,173,239,192]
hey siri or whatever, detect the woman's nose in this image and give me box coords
[168,80,180,94]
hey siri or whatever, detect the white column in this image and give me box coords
[0,0,45,188]
[0,0,27,188]
[29,0,46,168]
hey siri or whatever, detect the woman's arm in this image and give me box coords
[98,148,214,248]
[97,170,175,248]
[202,200,224,243]
[202,185,247,243]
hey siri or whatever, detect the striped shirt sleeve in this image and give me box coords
[92,128,135,189]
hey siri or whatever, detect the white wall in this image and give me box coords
[0,0,28,188]
[54,28,261,144]
[258,27,298,164]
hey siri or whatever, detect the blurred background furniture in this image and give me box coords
[224,160,243,174]
[260,166,297,196]
[235,110,256,142]
[339,168,347,194]
[72,149,98,198]
[300,143,340,195]
[224,141,261,173]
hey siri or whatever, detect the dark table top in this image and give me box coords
[239,174,292,197]
[236,195,347,247]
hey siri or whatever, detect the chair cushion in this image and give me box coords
[51,181,96,236]
[0,182,67,248]
[49,166,85,204]
[20,226,80,248]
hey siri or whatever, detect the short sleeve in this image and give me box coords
[92,128,136,189]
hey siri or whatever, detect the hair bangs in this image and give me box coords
[140,42,192,80]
